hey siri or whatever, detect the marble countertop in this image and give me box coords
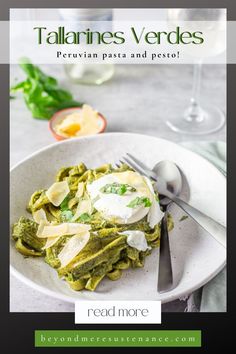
[10,63,226,312]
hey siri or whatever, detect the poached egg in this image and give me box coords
[87,171,164,226]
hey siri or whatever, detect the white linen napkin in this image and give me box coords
[181,141,226,312]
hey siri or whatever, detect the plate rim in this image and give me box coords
[10,132,227,304]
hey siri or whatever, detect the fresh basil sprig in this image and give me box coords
[78,213,91,222]
[60,195,70,212]
[127,196,152,208]
[10,58,83,120]
[60,210,73,222]
[100,182,136,196]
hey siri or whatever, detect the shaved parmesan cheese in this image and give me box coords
[75,182,85,198]
[67,223,91,234]
[72,199,92,221]
[36,220,48,237]
[58,231,90,268]
[120,230,151,251]
[37,222,91,238]
[38,223,67,238]
[82,104,98,121]
[42,236,61,250]
[33,208,48,224]
[144,177,164,228]
[46,181,70,207]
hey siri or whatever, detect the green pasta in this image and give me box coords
[12,162,174,292]
[12,216,46,253]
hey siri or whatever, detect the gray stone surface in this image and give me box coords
[10,63,226,312]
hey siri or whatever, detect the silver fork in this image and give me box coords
[119,154,158,181]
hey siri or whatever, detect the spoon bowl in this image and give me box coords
[153,160,183,205]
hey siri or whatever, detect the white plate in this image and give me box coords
[10,133,226,304]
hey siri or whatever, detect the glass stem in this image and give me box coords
[185,62,205,123]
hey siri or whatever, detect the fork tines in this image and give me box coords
[118,154,157,181]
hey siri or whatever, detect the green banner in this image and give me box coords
[35,330,201,347]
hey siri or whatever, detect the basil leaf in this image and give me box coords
[60,195,70,212]
[127,196,152,208]
[10,59,83,120]
[100,183,136,195]
[60,210,73,222]
[78,213,91,222]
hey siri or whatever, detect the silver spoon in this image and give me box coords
[153,160,226,248]
[153,161,182,292]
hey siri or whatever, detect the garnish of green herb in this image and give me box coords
[179,215,188,222]
[60,195,70,212]
[78,213,91,222]
[100,183,136,196]
[60,210,73,222]
[127,196,152,208]
[10,58,83,120]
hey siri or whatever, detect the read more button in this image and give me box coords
[88,306,149,318]
[75,301,161,324]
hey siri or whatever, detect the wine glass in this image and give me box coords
[166,9,226,135]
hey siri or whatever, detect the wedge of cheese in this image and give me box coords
[37,221,91,238]
[46,181,70,207]
[58,231,90,268]
[59,117,81,135]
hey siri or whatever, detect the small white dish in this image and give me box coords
[49,107,107,141]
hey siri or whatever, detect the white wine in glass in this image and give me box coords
[166,9,226,135]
